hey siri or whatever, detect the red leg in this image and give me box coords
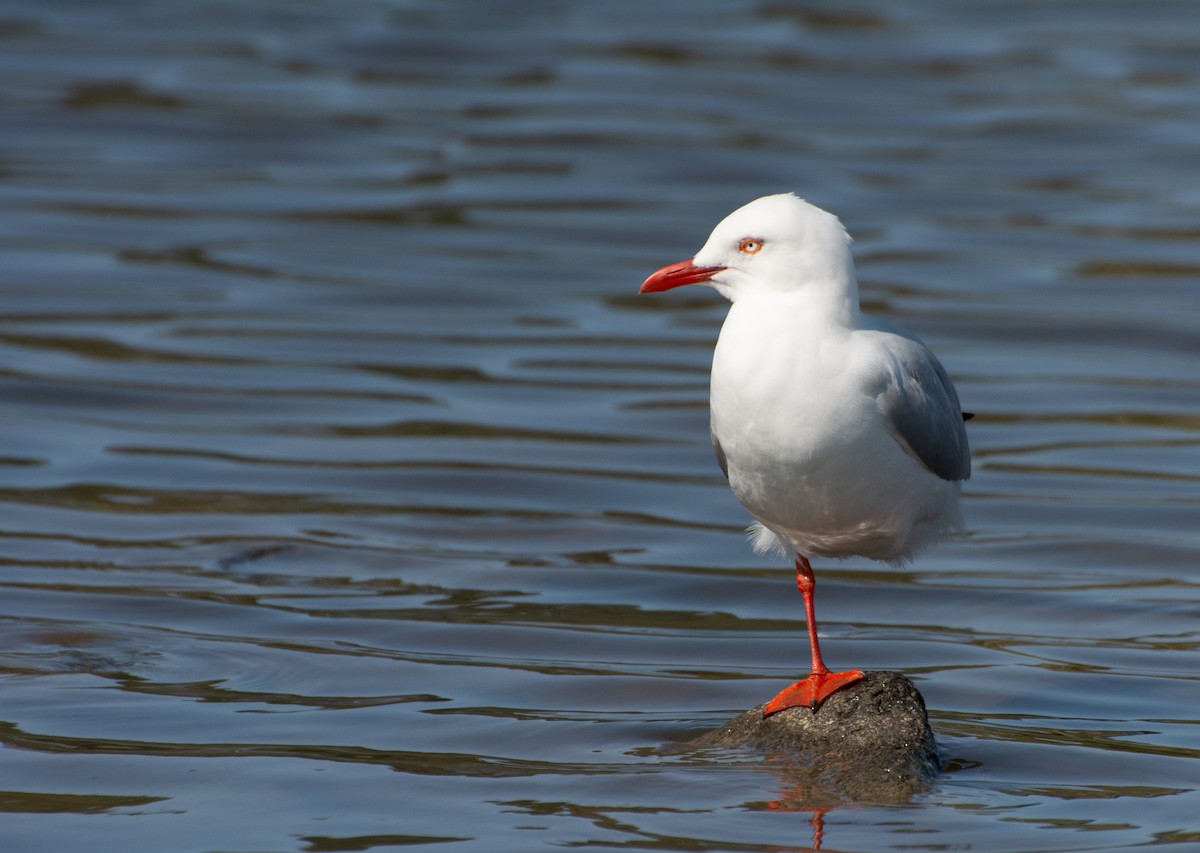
[763,555,864,716]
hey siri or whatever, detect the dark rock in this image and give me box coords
[686,671,940,804]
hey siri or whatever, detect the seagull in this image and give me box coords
[640,194,971,716]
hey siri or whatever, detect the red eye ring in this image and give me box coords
[739,238,763,254]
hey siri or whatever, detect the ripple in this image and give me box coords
[3,1,1199,849]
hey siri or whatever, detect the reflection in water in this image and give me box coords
[0,0,1198,850]
[768,802,828,853]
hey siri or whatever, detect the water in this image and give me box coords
[1,1,1198,850]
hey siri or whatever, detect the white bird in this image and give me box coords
[640,194,971,716]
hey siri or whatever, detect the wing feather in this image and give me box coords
[711,428,729,479]
[874,337,971,482]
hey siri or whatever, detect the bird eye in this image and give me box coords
[739,238,763,254]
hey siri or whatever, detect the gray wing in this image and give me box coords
[874,336,971,482]
[711,428,729,479]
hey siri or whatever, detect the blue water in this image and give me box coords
[1,1,1198,850]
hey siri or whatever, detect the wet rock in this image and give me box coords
[688,671,940,803]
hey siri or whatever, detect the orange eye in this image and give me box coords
[739,238,763,254]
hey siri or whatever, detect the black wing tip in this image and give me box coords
[962,412,975,421]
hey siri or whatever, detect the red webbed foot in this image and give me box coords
[763,669,864,716]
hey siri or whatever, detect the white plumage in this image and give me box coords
[640,193,970,714]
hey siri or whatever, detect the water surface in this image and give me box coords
[1,1,1198,851]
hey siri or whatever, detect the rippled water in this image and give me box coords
[1,1,1198,850]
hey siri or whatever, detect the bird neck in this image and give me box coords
[724,290,861,355]
[744,278,860,331]
[800,251,860,329]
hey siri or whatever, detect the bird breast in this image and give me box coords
[709,296,868,470]
[708,298,960,561]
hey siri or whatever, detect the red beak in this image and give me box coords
[639,258,724,294]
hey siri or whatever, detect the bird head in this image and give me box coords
[640,194,856,307]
